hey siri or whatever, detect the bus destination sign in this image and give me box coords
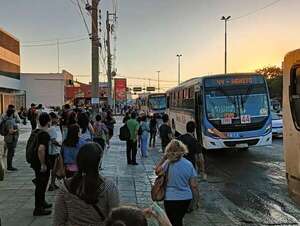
[204,76,264,88]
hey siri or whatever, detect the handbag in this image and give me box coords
[55,152,66,179]
[151,164,169,201]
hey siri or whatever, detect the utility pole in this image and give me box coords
[106,10,117,108]
[176,54,182,85]
[221,16,231,74]
[91,0,100,108]
[157,71,160,92]
[57,39,60,74]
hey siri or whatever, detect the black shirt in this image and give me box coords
[31,130,51,170]
[178,133,202,167]
[149,118,157,132]
[159,124,172,146]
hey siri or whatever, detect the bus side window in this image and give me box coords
[291,67,300,129]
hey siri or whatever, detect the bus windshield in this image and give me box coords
[148,95,167,110]
[204,76,269,130]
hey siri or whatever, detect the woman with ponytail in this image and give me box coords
[53,143,119,226]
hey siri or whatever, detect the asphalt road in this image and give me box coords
[203,138,300,225]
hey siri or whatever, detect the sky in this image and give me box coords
[1,0,300,90]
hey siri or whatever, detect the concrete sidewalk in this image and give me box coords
[0,118,235,226]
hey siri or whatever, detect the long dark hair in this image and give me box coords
[63,124,80,147]
[105,206,148,226]
[69,143,104,204]
[77,112,90,134]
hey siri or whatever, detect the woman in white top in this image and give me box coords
[48,112,63,191]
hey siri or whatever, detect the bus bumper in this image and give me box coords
[203,132,272,149]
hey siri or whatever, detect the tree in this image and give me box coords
[255,66,283,100]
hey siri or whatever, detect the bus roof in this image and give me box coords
[166,73,262,93]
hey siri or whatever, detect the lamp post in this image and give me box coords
[157,71,160,92]
[221,16,231,74]
[176,54,182,85]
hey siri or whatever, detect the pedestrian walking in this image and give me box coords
[48,112,62,191]
[159,114,173,153]
[104,111,116,148]
[155,140,200,226]
[149,115,158,148]
[30,112,52,216]
[126,112,140,165]
[93,114,108,151]
[140,115,150,158]
[61,124,87,178]
[53,142,120,226]
[60,104,73,140]
[18,106,27,125]
[177,121,207,179]
[2,106,19,171]
[27,103,38,130]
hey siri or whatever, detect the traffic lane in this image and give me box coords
[203,139,300,225]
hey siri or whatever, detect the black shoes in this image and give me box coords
[7,167,18,171]
[131,162,139,165]
[33,208,52,216]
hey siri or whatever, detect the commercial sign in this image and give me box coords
[133,87,142,92]
[146,87,155,92]
[114,78,127,101]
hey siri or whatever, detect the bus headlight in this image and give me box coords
[207,128,220,138]
[265,124,272,134]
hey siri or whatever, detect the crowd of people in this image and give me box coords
[0,102,207,226]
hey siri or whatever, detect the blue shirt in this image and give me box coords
[62,138,87,164]
[164,158,197,201]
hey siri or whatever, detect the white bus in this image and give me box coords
[166,73,272,150]
[283,49,300,205]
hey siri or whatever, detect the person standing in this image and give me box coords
[30,112,52,216]
[159,114,173,153]
[155,140,200,226]
[149,115,158,148]
[28,103,37,130]
[62,124,87,178]
[77,112,94,142]
[126,112,140,165]
[140,115,150,158]
[48,112,62,191]
[93,114,108,151]
[3,107,19,171]
[178,121,207,179]
[53,143,120,226]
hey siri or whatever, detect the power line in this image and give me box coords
[75,0,91,35]
[231,0,282,21]
[22,37,88,47]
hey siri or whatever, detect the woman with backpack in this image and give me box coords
[61,124,87,178]
[53,142,120,226]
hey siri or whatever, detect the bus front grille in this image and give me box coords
[224,139,259,147]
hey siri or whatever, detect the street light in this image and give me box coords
[157,71,160,92]
[221,16,231,74]
[176,54,182,85]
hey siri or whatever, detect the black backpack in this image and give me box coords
[0,119,9,136]
[26,129,43,164]
[119,124,130,141]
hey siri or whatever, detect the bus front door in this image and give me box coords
[283,49,300,205]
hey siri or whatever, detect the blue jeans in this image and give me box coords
[140,134,149,157]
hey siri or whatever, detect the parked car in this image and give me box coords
[272,112,283,138]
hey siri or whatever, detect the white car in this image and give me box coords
[272,112,283,137]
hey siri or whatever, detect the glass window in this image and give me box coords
[290,67,300,129]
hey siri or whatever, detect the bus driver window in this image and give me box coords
[291,67,300,129]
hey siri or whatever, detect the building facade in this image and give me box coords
[20,73,65,108]
[0,28,25,113]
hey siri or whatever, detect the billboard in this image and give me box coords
[114,78,127,101]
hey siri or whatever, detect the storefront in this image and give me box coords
[0,28,25,113]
